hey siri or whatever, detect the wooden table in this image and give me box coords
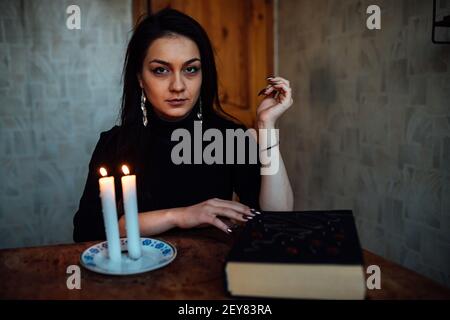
[0,228,449,300]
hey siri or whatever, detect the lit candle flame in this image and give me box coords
[122,165,130,175]
[99,167,108,177]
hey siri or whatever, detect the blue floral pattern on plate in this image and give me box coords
[80,238,177,275]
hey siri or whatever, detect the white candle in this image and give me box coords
[121,165,142,260]
[98,167,121,262]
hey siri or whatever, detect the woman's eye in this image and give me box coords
[185,66,199,74]
[152,67,168,75]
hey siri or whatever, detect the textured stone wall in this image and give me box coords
[278,0,450,288]
[0,0,131,248]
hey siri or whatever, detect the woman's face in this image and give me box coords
[138,35,202,121]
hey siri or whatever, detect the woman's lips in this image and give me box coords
[166,99,187,106]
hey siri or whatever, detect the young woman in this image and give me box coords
[73,8,293,242]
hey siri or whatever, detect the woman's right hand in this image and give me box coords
[174,198,256,233]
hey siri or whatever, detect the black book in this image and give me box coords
[225,210,366,299]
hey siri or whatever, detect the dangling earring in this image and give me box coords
[141,90,148,127]
[197,96,203,123]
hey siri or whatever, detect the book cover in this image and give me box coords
[225,210,366,299]
[227,210,364,265]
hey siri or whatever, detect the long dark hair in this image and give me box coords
[120,7,232,128]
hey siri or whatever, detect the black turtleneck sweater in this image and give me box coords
[73,106,261,242]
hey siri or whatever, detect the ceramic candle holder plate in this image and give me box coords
[80,238,177,275]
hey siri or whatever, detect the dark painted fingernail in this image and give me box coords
[266,75,274,79]
[245,216,253,220]
[257,88,266,96]
[227,228,233,233]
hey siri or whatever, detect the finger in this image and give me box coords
[267,79,284,85]
[208,216,234,234]
[257,87,267,96]
[264,85,286,101]
[264,85,277,95]
[208,206,250,222]
[270,82,290,92]
[270,83,292,100]
[209,198,254,216]
[224,218,243,229]
[229,218,248,226]
[268,80,290,96]
[268,76,290,86]
[258,84,276,96]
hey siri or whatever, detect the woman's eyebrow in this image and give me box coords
[149,58,201,66]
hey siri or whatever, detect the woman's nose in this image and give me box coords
[169,73,186,92]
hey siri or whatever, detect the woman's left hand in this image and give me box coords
[256,76,294,128]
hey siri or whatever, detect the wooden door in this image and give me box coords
[133,0,274,128]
